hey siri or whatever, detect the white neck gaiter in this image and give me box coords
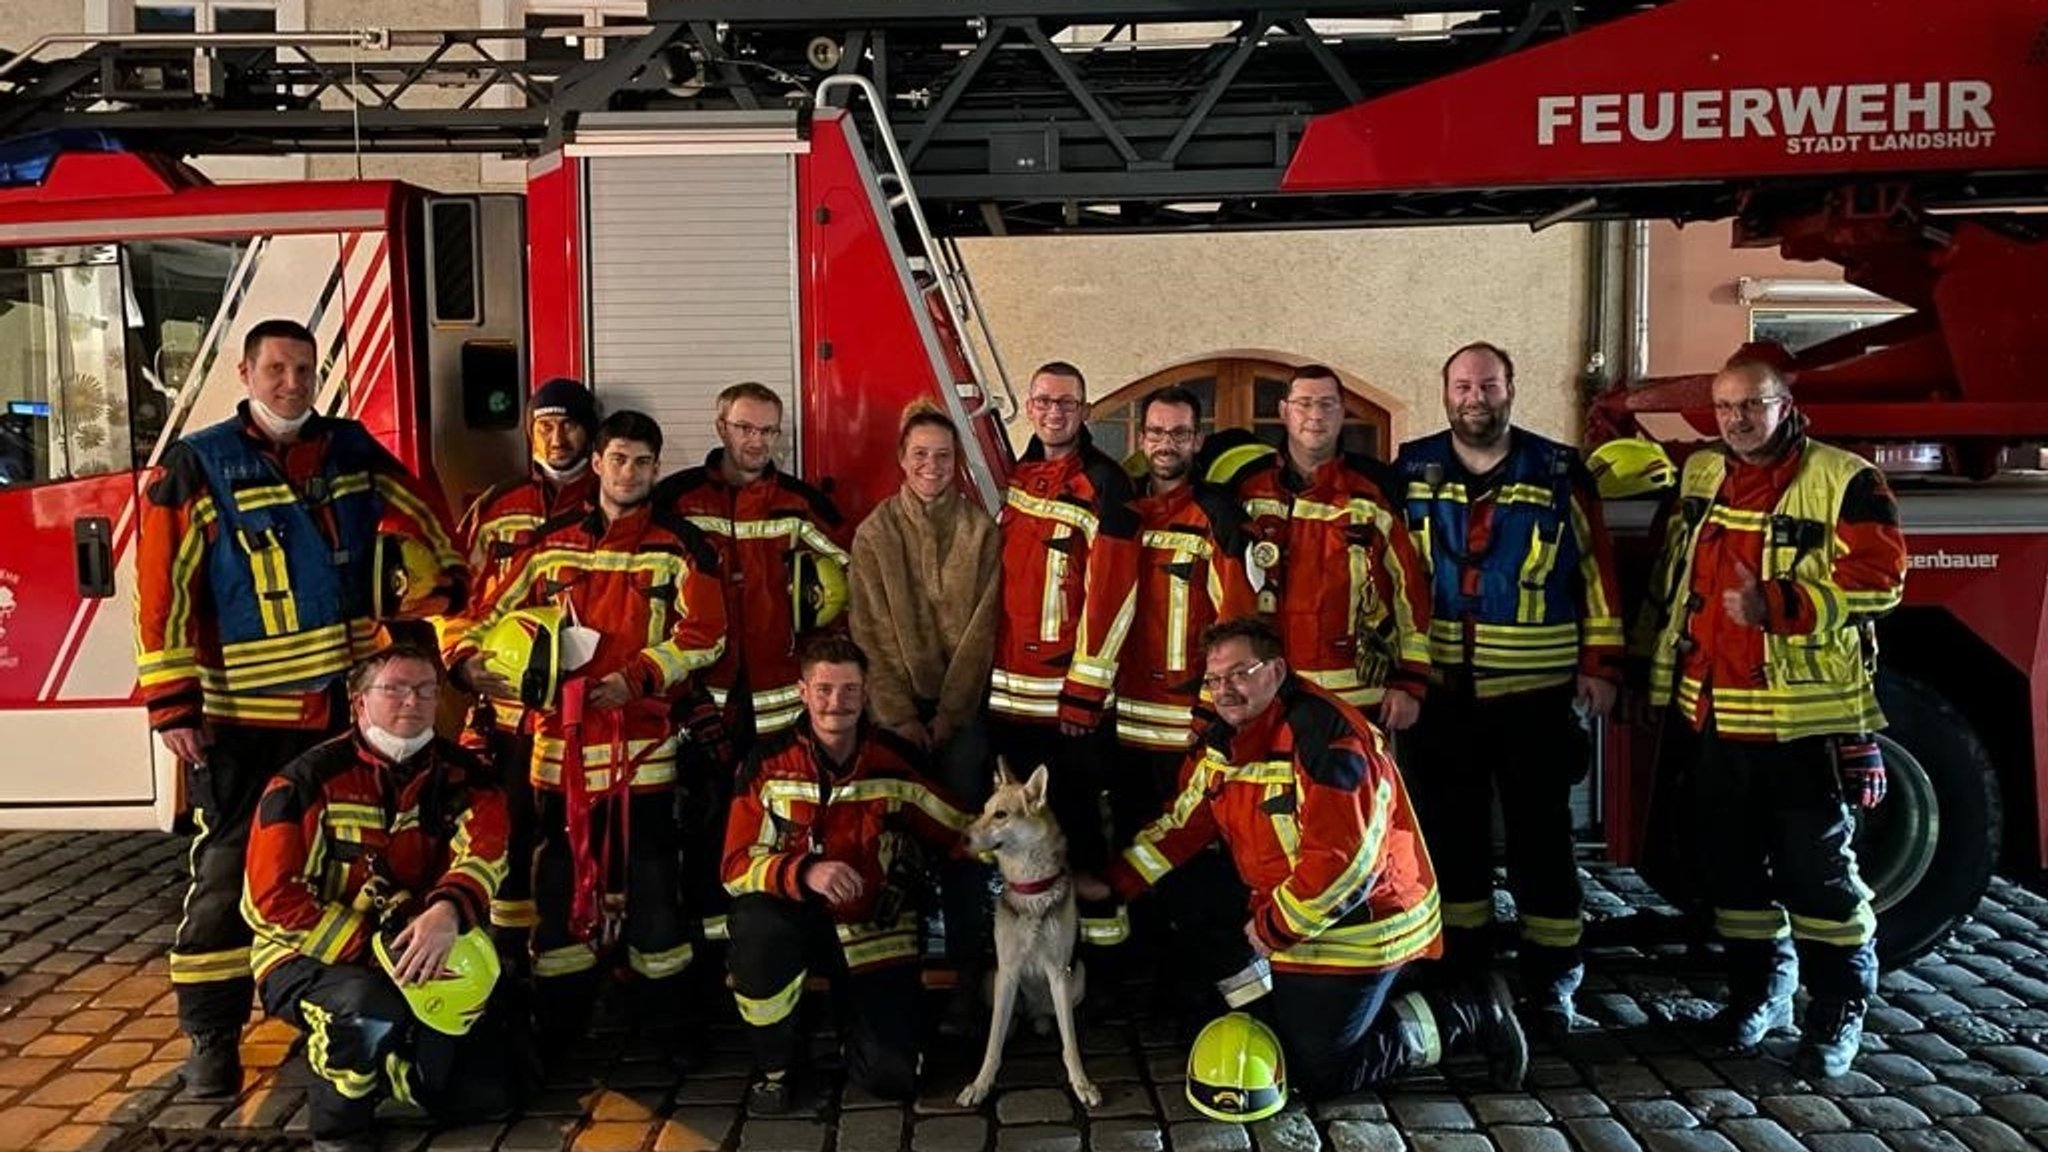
[250,399,313,441]
[536,457,590,486]
[362,724,435,764]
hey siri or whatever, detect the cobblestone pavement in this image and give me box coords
[3,830,2048,1152]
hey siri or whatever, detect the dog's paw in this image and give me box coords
[956,1081,992,1108]
[1071,1079,1102,1109]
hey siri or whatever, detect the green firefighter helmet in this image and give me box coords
[1586,436,1677,500]
[373,534,445,620]
[372,922,501,1036]
[1187,1012,1287,1123]
[476,606,567,711]
[790,551,849,633]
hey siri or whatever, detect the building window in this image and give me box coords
[523,1,649,65]
[1088,357,1390,463]
[87,0,304,35]
[1749,308,1913,355]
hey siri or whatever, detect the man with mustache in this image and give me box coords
[721,636,970,1113]
[135,318,467,1099]
[1636,356,1906,1078]
[1395,341,1624,1041]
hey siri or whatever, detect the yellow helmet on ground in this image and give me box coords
[1187,1011,1287,1123]
[791,551,848,633]
[374,534,446,619]
[372,923,501,1036]
[476,606,566,711]
[1586,437,1677,500]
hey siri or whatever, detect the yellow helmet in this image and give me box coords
[475,606,566,711]
[1196,428,1278,488]
[372,923,501,1036]
[791,551,849,633]
[1187,1012,1287,1123]
[374,534,446,619]
[1586,437,1677,500]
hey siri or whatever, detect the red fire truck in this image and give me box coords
[0,0,2040,966]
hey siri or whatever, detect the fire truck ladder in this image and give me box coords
[819,72,1018,509]
[0,2,1694,236]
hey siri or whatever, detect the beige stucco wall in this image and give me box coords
[959,222,1595,452]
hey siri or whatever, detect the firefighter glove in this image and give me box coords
[1833,737,1886,810]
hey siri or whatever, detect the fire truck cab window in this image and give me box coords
[121,238,251,467]
[0,248,130,488]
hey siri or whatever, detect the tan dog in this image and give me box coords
[955,759,1101,1109]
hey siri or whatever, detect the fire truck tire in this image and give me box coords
[1864,669,2002,969]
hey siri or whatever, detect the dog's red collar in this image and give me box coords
[1007,871,1067,896]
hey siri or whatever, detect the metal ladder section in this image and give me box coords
[816,73,1018,510]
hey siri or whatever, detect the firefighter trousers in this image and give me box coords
[1686,728,1879,1006]
[987,716,1127,949]
[259,956,519,1141]
[174,720,337,1035]
[473,727,538,941]
[726,893,924,1099]
[1405,683,1587,1007]
[1154,850,1486,1099]
[530,788,692,1048]
[931,710,996,974]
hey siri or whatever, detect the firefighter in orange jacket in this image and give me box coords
[721,635,970,1113]
[1638,357,1906,1079]
[1079,616,1527,1100]
[989,361,1141,943]
[1396,342,1624,1037]
[447,410,726,1053]
[1220,365,1432,732]
[133,318,465,1100]
[1113,385,1257,835]
[450,376,601,954]
[243,644,515,1152]
[654,381,849,950]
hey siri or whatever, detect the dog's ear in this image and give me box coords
[1021,764,1050,810]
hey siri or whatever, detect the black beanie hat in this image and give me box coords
[531,377,599,436]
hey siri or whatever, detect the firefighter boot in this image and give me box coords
[1519,944,1590,1046]
[1415,974,1529,1090]
[1714,937,1797,1051]
[1794,998,1867,1080]
[181,1027,243,1099]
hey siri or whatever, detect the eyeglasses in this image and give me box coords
[1712,395,1786,418]
[1141,426,1196,446]
[721,418,783,440]
[1028,396,1082,414]
[1282,397,1343,416]
[1199,659,1271,693]
[367,682,441,702]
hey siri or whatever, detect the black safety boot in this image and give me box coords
[1472,973,1531,1090]
[1794,998,1867,1079]
[181,1028,242,1099]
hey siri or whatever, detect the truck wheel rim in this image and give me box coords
[1855,733,1938,916]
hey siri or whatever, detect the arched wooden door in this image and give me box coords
[1086,357,1390,463]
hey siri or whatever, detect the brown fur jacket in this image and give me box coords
[849,484,1002,736]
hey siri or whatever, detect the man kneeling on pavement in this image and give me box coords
[242,644,520,1152]
[1078,615,1529,1100]
[722,635,974,1113]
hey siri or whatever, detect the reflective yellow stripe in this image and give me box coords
[736,969,807,1026]
[157,498,214,666]
[629,942,694,979]
[203,695,309,723]
[1078,905,1130,946]
[701,914,729,942]
[1715,907,1791,941]
[386,1052,418,1106]
[491,898,538,929]
[169,948,250,984]
[535,944,598,977]
[302,1001,378,1100]
[1006,487,1100,540]
[239,529,300,636]
[1791,907,1875,947]
[1442,900,1493,931]
[1521,913,1583,948]
[1296,668,1381,707]
[1392,991,1442,1066]
[1274,889,1440,970]
[1042,524,1071,643]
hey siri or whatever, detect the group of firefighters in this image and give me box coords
[131,318,1908,1151]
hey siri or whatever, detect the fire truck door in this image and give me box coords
[0,242,162,826]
